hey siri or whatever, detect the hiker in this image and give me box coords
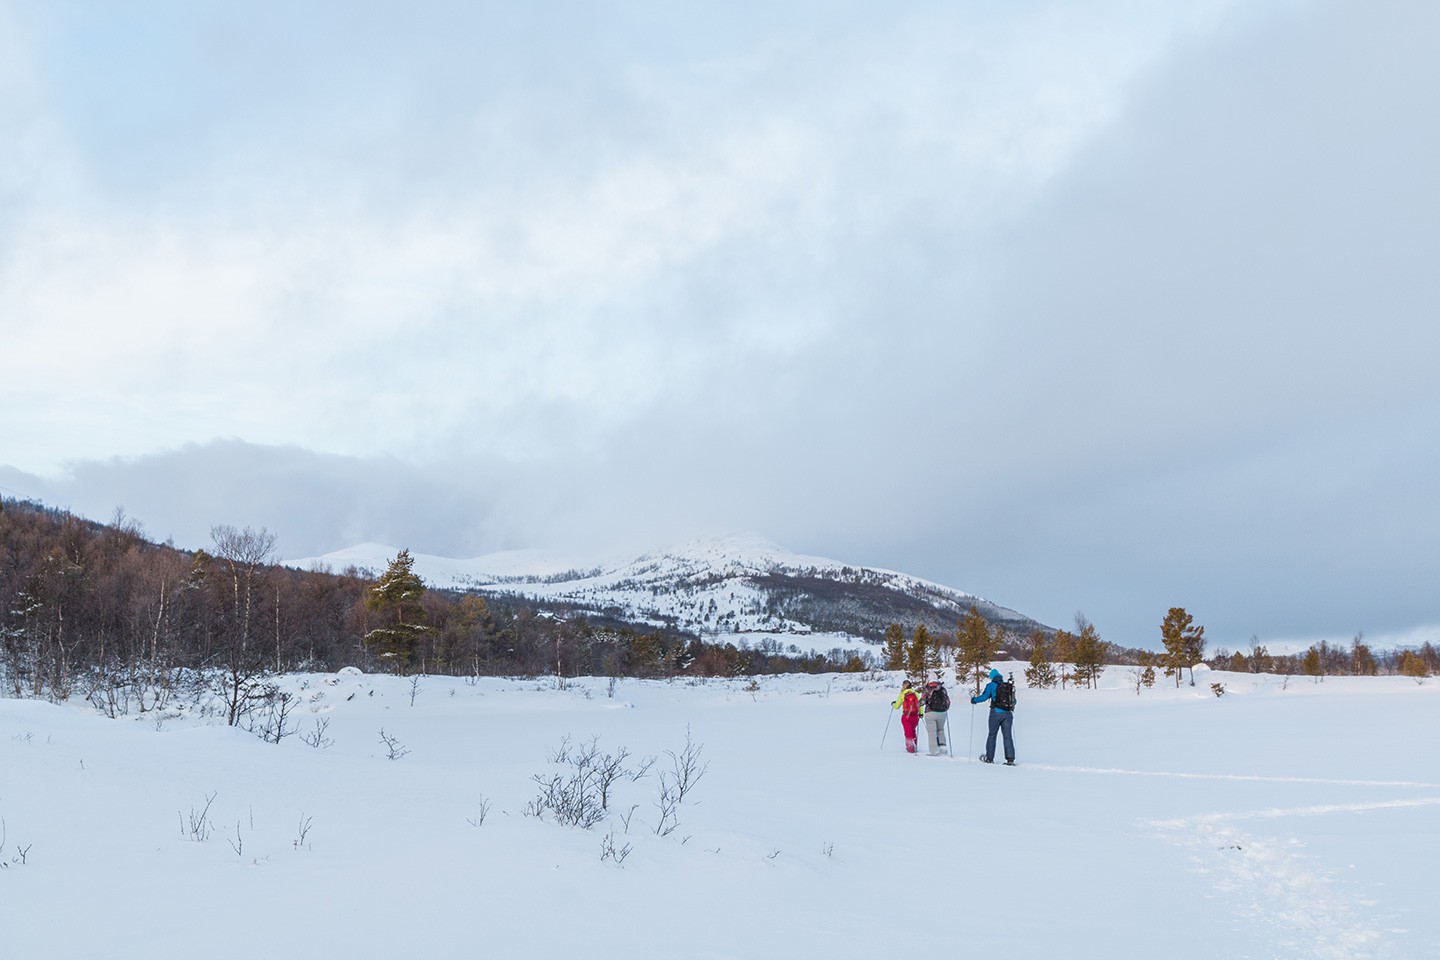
[971,668,1016,765]
[892,679,922,754]
[922,676,950,755]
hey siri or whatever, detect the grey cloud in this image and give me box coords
[0,441,505,559]
[5,0,1437,656]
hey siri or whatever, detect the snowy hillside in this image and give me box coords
[4,666,1438,958]
[285,534,1049,650]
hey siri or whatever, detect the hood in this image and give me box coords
[989,669,1003,680]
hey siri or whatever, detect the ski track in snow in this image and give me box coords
[1022,762,1440,789]
[1019,761,1432,958]
[1144,790,1434,959]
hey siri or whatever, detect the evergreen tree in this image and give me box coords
[907,625,931,680]
[365,549,432,670]
[883,622,906,671]
[924,628,945,677]
[1139,650,1157,689]
[1160,607,1204,687]
[1023,628,1056,689]
[1303,646,1323,679]
[1247,637,1272,674]
[1071,614,1106,689]
[1400,650,1431,679]
[1052,628,1075,690]
[955,605,996,694]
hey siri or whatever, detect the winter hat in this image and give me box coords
[989,668,1003,680]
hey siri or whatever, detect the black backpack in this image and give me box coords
[925,683,950,712]
[994,678,1017,711]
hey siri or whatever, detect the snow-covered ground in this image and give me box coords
[3,666,1437,959]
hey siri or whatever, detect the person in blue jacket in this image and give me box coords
[971,668,1016,765]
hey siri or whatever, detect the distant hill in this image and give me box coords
[285,534,1053,653]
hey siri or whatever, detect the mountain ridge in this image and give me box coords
[284,534,1053,650]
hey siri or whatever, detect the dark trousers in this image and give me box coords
[985,710,1015,762]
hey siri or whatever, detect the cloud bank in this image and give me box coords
[3,0,1437,651]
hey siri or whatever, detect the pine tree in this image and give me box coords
[1400,651,1431,679]
[1023,628,1056,689]
[1247,637,1272,674]
[1071,614,1106,689]
[1141,651,1157,688]
[955,605,996,694]
[1160,607,1204,687]
[365,549,432,670]
[1052,628,1075,690]
[883,623,906,671]
[907,625,931,680]
[924,629,945,677]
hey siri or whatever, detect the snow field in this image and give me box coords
[1,667,1436,958]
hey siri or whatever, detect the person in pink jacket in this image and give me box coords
[892,679,922,754]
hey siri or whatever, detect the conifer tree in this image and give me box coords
[1128,650,1157,692]
[1160,607,1204,687]
[1023,628,1056,689]
[924,630,945,677]
[1400,650,1431,679]
[1052,628,1075,690]
[955,605,996,694]
[1071,614,1106,689]
[907,625,931,680]
[365,549,432,670]
[1247,637,1272,674]
[883,623,906,671]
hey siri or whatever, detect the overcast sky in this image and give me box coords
[3,0,1437,652]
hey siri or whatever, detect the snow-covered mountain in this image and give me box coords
[284,534,1050,649]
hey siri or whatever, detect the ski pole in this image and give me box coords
[881,706,894,750]
[945,713,954,757]
[968,702,976,762]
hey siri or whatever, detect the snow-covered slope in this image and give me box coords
[5,667,1439,958]
[284,534,1049,646]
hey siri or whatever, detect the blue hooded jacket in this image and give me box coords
[971,669,1011,712]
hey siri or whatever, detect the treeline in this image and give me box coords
[0,500,863,718]
[879,602,1439,691]
[881,607,1128,694]
[1209,637,1438,679]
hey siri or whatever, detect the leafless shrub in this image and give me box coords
[180,792,217,842]
[0,817,33,868]
[293,814,314,851]
[547,735,573,765]
[300,717,334,749]
[530,737,648,829]
[600,831,632,865]
[529,771,606,829]
[378,728,410,760]
[666,726,709,803]
[466,796,493,828]
[653,773,679,836]
[409,675,423,706]
[227,821,245,857]
[250,689,298,744]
